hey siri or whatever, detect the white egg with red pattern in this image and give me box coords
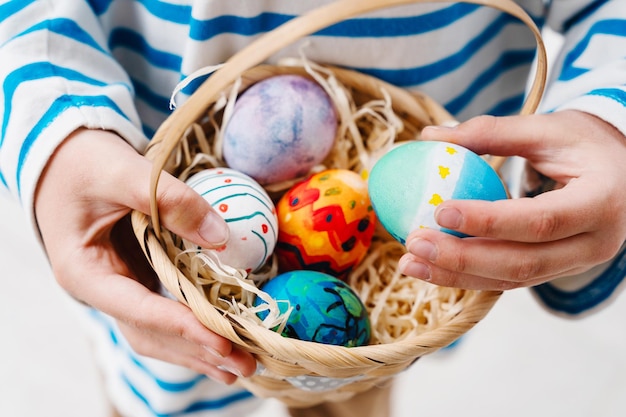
[185,168,278,273]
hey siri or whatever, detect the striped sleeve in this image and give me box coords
[530,0,626,316]
[0,0,147,223]
[540,0,626,136]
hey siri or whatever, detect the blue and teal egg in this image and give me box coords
[254,270,371,347]
[368,140,508,242]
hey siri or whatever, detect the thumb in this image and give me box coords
[91,131,229,248]
[150,169,230,248]
[420,114,564,158]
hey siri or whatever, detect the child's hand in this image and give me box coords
[399,110,626,290]
[35,129,256,384]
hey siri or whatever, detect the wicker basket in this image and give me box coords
[131,0,547,407]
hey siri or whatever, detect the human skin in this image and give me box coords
[399,110,626,291]
[34,128,257,384]
[33,109,626,377]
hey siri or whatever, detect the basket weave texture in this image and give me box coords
[131,0,547,407]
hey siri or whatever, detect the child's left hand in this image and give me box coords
[399,110,626,290]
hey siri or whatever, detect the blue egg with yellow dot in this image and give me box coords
[254,270,371,347]
[368,140,508,243]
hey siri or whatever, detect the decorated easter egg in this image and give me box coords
[368,141,508,243]
[185,168,278,273]
[275,169,376,278]
[254,270,371,347]
[222,75,337,185]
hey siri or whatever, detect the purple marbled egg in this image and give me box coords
[222,75,337,185]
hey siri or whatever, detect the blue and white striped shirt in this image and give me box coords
[1,1,626,416]
[3,0,626,216]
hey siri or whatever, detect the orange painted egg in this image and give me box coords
[275,169,376,279]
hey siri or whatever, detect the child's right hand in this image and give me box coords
[34,128,257,384]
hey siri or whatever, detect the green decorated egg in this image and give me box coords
[368,140,508,242]
[254,270,371,347]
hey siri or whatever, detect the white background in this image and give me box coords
[3,29,625,417]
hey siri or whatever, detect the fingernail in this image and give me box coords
[217,365,244,378]
[407,238,437,261]
[202,345,224,358]
[399,256,431,281]
[199,211,229,246]
[436,206,462,229]
[423,124,456,132]
[421,124,457,136]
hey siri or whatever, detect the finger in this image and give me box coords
[190,359,240,385]
[420,113,569,158]
[434,184,605,243]
[92,275,256,377]
[151,169,231,248]
[94,131,230,248]
[117,320,237,384]
[77,267,232,352]
[398,251,586,291]
[216,347,259,378]
[401,228,610,285]
[118,319,255,383]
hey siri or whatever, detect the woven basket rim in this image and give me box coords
[132,62,502,363]
[130,0,548,406]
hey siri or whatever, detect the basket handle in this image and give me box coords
[147,0,547,235]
